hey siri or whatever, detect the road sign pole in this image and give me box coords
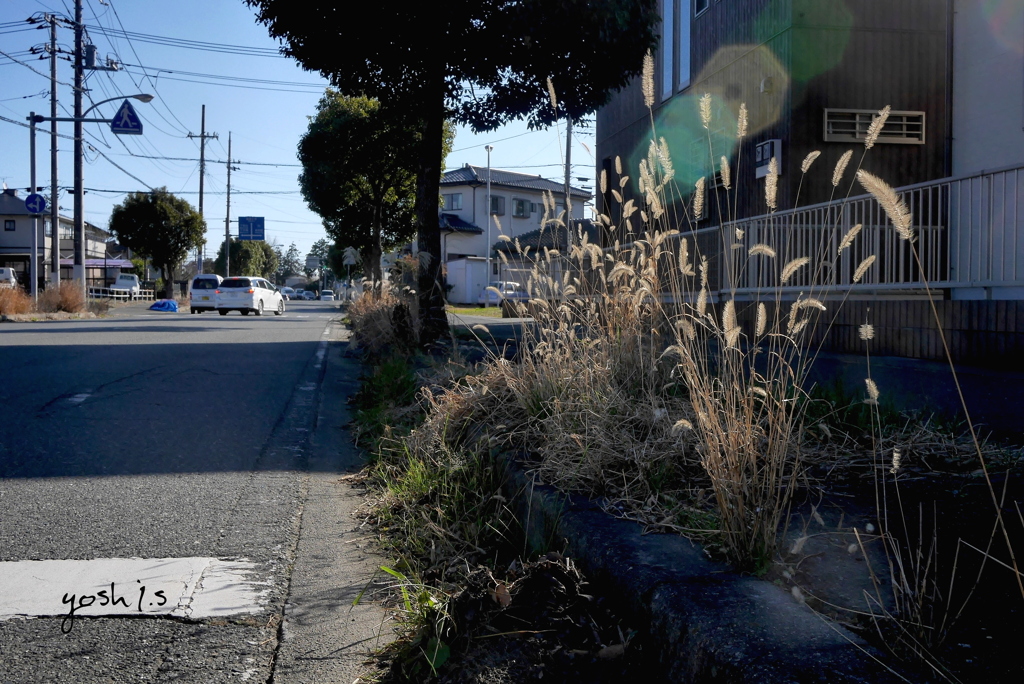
[29,112,39,301]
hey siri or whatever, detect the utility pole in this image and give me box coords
[224,132,235,278]
[485,144,493,305]
[73,0,85,296]
[563,115,573,248]
[188,105,218,274]
[48,14,59,287]
[28,112,41,301]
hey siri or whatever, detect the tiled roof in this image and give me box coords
[442,165,591,200]
[439,212,483,234]
[495,219,601,253]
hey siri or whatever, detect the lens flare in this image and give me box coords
[981,0,1024,54]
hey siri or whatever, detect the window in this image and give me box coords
[4,220,14,232]
[694,0,709,15]
[442,193,463,211]
[823,109,926,145]
[489,195,505,216]
[512,198,530,218]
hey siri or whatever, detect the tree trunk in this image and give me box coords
[163,265,175,300]
[413,69,448,344]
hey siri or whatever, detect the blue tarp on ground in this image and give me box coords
[149,300,178,312]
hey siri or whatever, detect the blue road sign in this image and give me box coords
[111,99,143,135]
[24,193,47,214]
[238,216,265,241]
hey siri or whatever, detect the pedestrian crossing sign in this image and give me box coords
[111,100,143,136]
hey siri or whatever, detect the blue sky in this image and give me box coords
[0,0,595,261]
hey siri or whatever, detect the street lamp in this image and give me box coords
[485,144,493,307]
[82,93,153,118]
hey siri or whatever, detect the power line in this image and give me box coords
[118,63,323,89]
[81,23,286,58]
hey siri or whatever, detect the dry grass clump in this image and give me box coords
[0,287,32,315]
[37,282,86,313]
[347,284,418,356]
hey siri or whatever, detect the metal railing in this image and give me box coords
[717,164,1024,295]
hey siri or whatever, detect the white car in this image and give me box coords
[477,281,527,305]
[110,273,141,300]
[215,276,285,316]
[319,290,335,301]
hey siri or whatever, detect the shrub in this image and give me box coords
[0,287,32,315]
[37,282,86,313]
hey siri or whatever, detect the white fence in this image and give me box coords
[87,287,156,301]
[718,164,1024,297]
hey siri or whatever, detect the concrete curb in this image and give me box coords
[503,465,908,683]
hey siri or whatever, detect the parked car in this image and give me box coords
[319,289,335,301]
[0,267,17,289]
[293,288,305,299]
[477,281,527,305]
[302,291,316,301]
[215,276,285,316]
[110,273,141,300]
[189,274,223,313]
[280,286,295,300]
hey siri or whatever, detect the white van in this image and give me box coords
[0,267,17,289]
[189,273,223,314]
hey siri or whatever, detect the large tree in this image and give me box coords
[214,239,277,280]
[245,0,659,342]
[109,188,206,299]
[298,92,452,287]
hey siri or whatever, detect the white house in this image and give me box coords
[439,164,591,303]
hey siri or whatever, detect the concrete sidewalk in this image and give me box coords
[272,322,392,684]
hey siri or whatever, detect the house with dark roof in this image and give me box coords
[439,164,592,303]
[0,187,115,289]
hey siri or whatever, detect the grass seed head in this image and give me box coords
[857,170,914,241]
[642,51,655,108]
[801,150,821,174]
[864,378,880,405]
[864,105,891,150]
[737,103,748,138]
[700,93,712,129]
[832,150,853,187]
[853,255,877,283]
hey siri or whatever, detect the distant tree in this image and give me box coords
[108,188,206,299]
[214,239,277,279]
[276,242,303,282]
[246,0,659,342]
[298,91,453,288]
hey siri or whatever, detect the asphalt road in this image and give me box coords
[0,299,380,682]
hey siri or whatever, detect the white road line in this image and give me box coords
[0,558,268,627]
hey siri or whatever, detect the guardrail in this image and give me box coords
[87,287,156,301]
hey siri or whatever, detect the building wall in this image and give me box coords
[597,0,951,233]
[952,0,1024,176]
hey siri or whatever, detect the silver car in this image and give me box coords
[319,290,335,301]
